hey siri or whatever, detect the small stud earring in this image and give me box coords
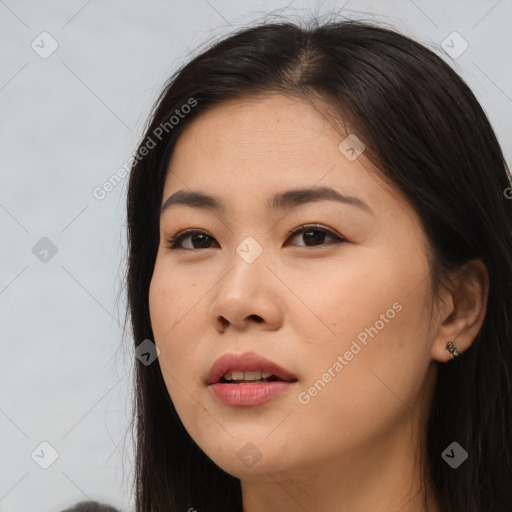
[446,340,460,358]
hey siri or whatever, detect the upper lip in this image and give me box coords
[206,352,298,385]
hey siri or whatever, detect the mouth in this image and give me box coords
[206,351,298,385]
[219,370,285,384]
[206,352,298,407]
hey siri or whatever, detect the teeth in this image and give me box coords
[222,370,275,381]
[243,370,261,380]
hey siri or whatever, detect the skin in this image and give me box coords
[148,94,489,512]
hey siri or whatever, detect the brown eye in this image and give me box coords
[164,230,219,250]
[286,224,346,247]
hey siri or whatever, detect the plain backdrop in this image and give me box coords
[1,1,511,511]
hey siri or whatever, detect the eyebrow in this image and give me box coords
[161,186,374,216]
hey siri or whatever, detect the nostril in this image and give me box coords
[218,314,263,328]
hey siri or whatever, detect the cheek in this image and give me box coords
[149,260,204,344]
[288,301,432,465]
[291,255,410,346]
[292,252,432,416]
[149,263,180,331]
[148,261,208,411]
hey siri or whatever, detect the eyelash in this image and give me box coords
[163,223,346,251]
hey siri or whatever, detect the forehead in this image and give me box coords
[171,94,339,156]
[163,94,405,215]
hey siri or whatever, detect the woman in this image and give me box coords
[125,16,512,512]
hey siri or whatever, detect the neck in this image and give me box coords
[240,411,440,512]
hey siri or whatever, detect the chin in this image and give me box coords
[197,439,297,481]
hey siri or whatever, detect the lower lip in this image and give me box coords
[209,381,296,406]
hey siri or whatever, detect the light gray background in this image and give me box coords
[1,1,511,511]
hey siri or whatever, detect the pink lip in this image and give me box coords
[206,352,297,385]
[209,381,296,406]
[206,352,298,407]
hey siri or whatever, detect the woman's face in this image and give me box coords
[149,94,441,483]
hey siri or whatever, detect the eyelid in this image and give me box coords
[286,223,340,239]
[164,228,216,250]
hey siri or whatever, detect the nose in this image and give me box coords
[208,245,284,333]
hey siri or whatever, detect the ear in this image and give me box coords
[431,258,490,362]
